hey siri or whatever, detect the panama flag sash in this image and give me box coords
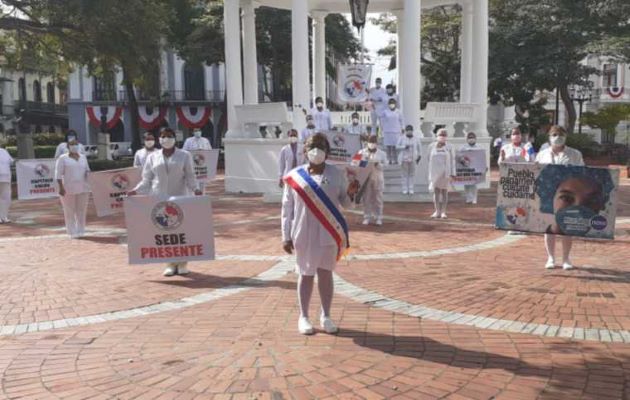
[284,167,350,261]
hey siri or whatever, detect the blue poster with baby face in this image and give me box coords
[495,163,619,239]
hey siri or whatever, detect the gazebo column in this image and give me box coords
[400,0,421,133]
[471,0,489,136]
[460,0,473,103]
[394,9,405,111]
[312,11,327,102]
[242,0,259,104]
[224,0,244,137]
[292,0,310,130]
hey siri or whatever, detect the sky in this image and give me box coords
[352,13,398,87]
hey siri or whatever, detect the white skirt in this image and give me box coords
[295,244,337,276]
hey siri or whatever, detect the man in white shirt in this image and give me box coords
[133,132,157,169]
[0,146,14,223]
[278,129,304,188]
[182,129,212,151]
[368,77,387,135]
[310,96,333,132]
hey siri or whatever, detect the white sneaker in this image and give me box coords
[362,218,370,225]
[409,190,414,195]
[298,317,314,335]
[440,213,448,219]
[320,317,338,334]
[545,257,555,269]
[375,218,383,226]
[472,200,477,205]
[402,189,408,195]
[562,261,574,270]
[430,211,439,218]
[163,266,177,277]
[177,265,190,275]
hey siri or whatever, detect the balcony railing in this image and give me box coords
[15,100,67,115]
[117,90,225,103]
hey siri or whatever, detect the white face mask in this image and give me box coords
[550,135,566,146]
[289,136,298,144]
[389,104,396,110]
[467,139,476,145]
[387,89,394,95]
[145,140,155,149]
[352,118,359,125]
[67,136,76,143]
[68,145,79,154]
[437,136,447,144]
[368,143,377,150]
[316,103,323,109]
[160,137,176,149]
[193,130,202,138]
[307,148,326,165]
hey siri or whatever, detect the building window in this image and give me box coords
[33,80,42,102]
[603,64,618,88]
[18,78,26,101]
[183,63,205,101]
[47,82,55,103]
[93,72,116,101]
[34,125,42,133]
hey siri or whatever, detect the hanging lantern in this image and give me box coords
[349,0,369,32]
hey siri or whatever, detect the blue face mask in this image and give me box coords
[555,205,596,236]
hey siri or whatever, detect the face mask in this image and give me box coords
[376,83,381,89]
[316,103,323,109]
[289,136,298,144]
[352,118,359,125]
[406,132,413,138]
[193,131,202,138]
[68,145,79,153]
[387,89,394,95]
[67,136,76,143]
[467,139,476,145]
[389,104,396,110]
[437,136,447,144]
[368,143,377,150]
[307,124,315,129]
[160,137,176,149]
[550,135,566,146]
[145,140,155,149]
[555,205,597,236]
[307,148,326,165]
[512,135,522,145]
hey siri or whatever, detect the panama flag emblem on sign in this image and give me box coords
[337,64,372,104]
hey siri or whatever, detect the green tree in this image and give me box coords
[581,104,630,144]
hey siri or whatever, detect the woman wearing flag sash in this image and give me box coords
[282,133,357,335]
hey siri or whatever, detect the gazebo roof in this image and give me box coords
[252,0,458,13]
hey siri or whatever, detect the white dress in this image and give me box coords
[380,109,403,146]
[428,143,455,191]
[281,164,351,276]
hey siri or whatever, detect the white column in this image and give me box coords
[471,0,489,136]
[394,10,405,111]
[242,0,259,104]
[224,0,244,137]
[312,11,327,102]
[292,0,310,130]
[400,0,421,133]
[460,0,473,103]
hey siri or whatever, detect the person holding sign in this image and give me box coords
[536,125,585,270]
[380,98,404,165]
[0,146,14,223]
[459,132,485,204]
[134,132,157,169]
[498,128,532,165]
[183,129,212,151]
[357,135,387,225]
[55,138,91,238]
[396,125,422,195]
[428,129,456,219]
[282,133,357,335]
[278,129,304,188]
[128,127,202,277]
[55,130,86,159]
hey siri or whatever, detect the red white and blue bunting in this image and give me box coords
[607,87,624,99]
[86,106,123,129]
[176,106,211,129]
[138,106,167,130]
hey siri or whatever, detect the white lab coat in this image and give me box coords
[133,148,156,169]
[278,143,304,180]
[310,108,333,132]
[300,127,317,143]
[55,154,91,237]
[498,143,532,164]
[396,135,422,165]
[428,142,456,191]
[380,109,403,146]
[358,148,387,219]
[0,148,13,184]
[0,149,13,221]
[182,136,212,151]
[281,163,351,276]
[535,146,584,166]
[55,142,86,159]
[133,148,197,197]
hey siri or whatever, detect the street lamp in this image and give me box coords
[569,85,592,135]
[349,0,369,32]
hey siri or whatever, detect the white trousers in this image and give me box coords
[464,184,478,203]
[400,161,415,192]
[0,182,11,221]
[363,178,384,219]
[60,192,89,237]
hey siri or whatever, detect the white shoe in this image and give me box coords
[375,218,383,226]
[320,317,338,334]
[562,261,574,270]
[362,218,370,225]
[440,213,448,219]
[545,257,555,269]
[177,265,190,275]
[430,211,439,218]
[163,266,177,277]
[402,189,408,195]
[409,190,414,195]
[298,317,314,335]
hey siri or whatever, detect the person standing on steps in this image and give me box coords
[380,98,404,165]
[396,125,422,195]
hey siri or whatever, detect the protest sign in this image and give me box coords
[336,64,372,104]
[324,131,362,163]
[124,195,215,265]
[453,149,487,186]
[190,149,219,183]
[16,159,58,200]
[330,157,374,205]
[88,167,141,217]
[496,163,619,239]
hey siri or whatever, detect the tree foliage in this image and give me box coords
[581,104,630,144]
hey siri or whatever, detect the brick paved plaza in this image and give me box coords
[0,172,629,400]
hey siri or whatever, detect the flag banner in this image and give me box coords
[453,149,487,186]
[88,167,142,217]
[16,159,59,200]
[496,163,619,239]
[336,64,372,104]
[190,149,220,183]
[124,195,215,265]
[323,131,362,163]
[331,159,374,205]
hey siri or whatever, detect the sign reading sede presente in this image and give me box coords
[16,159,59,200]
[124,195,215,265]
[88,167,142,217]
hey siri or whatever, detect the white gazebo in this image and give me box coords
[222,0,490,197]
